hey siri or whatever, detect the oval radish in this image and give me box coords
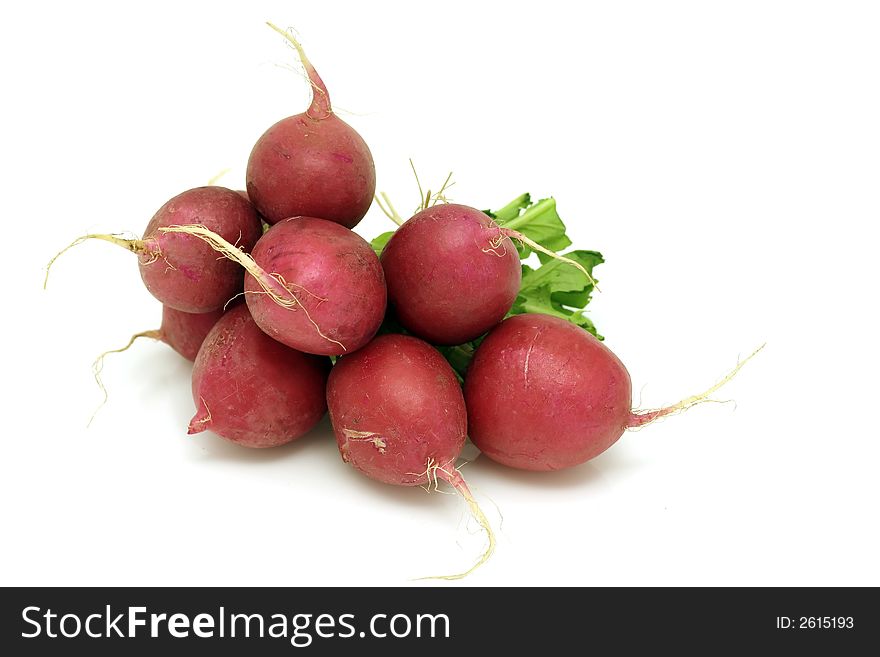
[46,186,262,313]
[327,334,494,578]
[465,313,762,471]
[189,304,330,448]
[380,203,521,345]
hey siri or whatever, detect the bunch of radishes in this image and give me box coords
[48,24,758,579]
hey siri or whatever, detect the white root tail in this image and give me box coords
[415,459,496,581]
[44,233,146,289]
[89,330,162,427]
[628,343,766,428]
[266,22,332,120]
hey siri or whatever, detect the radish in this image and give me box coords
[326,334,494,578]
[161,216,387,356]
[464,313,762,471]
[380,204,521,345]
[379,203,598,345]
[246,24,375,228]
[46,186,262,313]
[189,304,329,448]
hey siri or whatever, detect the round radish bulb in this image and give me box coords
[465,313,761,471]
[158,305,227,361]
[46,186,262,314]
[138,187,261,312]
[328,334,466,485]
[189,304,330,448]
[246,25,375,228]
[380,204,521,345]
[327,334,494,578]
[244,217,386,356]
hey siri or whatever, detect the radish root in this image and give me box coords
[207,168,231,186]
[375,163,455,226]
[89,330,162,427]
[44,234,146,289]
[374,193,405,226]
[410,160,454,212]
[188,396,213,434]
[157,224,345,351]
[266,22,332,120]
[628,343,766,428]
[416,458,496,581]
[499,228,600,290]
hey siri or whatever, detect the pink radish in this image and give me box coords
[46,186,262,313]
[379,202,598,345]
[246,24,375,228]
[380,204,522,345]
[327,334,494,578]
[161,216,387,356]
[189,304,329,448]
[465,313,762,471]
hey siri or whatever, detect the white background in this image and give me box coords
[1,1,877,586]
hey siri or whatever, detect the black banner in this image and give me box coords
[1,587,875,654]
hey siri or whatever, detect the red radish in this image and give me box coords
[246,24,375,228]
[380,202,598,345]
[189,304,329,448]
[164,216,387,356]
[46,186,262,313]
[465,313,762,471]
[380,204,521,345]
[327,334,494,579]
[244,217,386,355]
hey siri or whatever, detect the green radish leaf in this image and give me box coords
[484,193,531,223]
[370,231,395,257]
[511,249,604,340]
[511,286,602,340]
[519,250,603,297]
[436,338,484,382]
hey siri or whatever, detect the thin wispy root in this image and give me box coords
[410,159,455,212]
[157,224,345,351]
[628,343,767,428]
[500,228,600,291]
[44,234,145,289]
[207,168,231,186]
[89,330,162,427]
[415,459,496,581]
[374,193,404,225]
[375,165,455,227]
[265,21,331,119]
